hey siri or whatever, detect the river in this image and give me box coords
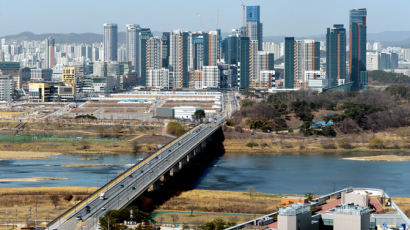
[0,153,409,196]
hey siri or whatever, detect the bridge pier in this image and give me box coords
[148,181,161,192]
[171,165,179,176]
[160,172,172,183]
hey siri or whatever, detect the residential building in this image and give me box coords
[0,75,13,102]
[349,8,367,90]
[326,24,346,88]
[285,38,320,89]
[44,37,55,68]
[30,68,52,82]
[223,33,240,65]
[366,51,379,71]
[202,66,219,89]
[246,5,263,51]
[0,62,21,90]
[169,30,190,88]
[146,68,171,89]
[104,23,118,61]
[240,37,250,89]
[284,37,295,89]
[126,24,140,73]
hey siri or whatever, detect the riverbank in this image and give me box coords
[0,151,60,160]
[223,126,410,157]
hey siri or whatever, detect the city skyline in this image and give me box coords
[1,0,410,36]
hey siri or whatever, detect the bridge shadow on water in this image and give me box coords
[130,127,226,212]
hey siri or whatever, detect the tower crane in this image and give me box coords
[240,0,246,36]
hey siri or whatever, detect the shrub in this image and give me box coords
[260,143,269,148]
[338,138,355,149]
[369,137,385,149]
[321,142,337,149]
[166,122,185,136]
[246,142,258,148]
[75,114,97,120]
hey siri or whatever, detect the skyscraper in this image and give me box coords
[203,31,218,67]
[169,30,190,88]
[223,31,240,65]
[161,32,171,68]
[349,8,367,90]
[284,37,295,89]
[285,38,320,89]
[326,24,346,88]
[44,37,55,69]
[246,6,263,51]
[139,28,153,86]
[104,23,118,62]
[126,24,140,73]
[240,37,250,89]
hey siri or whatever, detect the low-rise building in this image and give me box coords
[174,106,203,119]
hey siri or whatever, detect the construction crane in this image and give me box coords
[196,13,207,32]
[240,0,246,36]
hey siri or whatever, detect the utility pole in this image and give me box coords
[35,197,38,228]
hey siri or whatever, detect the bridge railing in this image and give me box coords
[47,125,200,228]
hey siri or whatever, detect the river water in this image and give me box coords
[1,153,409,196]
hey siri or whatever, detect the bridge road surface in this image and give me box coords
[47,122,223,230]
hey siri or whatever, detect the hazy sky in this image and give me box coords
[1,0,409,36]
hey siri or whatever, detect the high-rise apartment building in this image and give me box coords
[349,8,367,90]
[246,6,263,51]
[284,37,295,89]
[161,32,171,68]
[146,68,171,89]
[202,66,219,89]
[203,31,218,67]
[326,24,346,88]
[240,37,250,89]
[285,38,320,88]
[0,75,13,102]
[223,32,240,65]
[104,23,118,61]
[169,30,190,88]
[254,51,274,89]
[44,37,55,69]
[126,24,140,73]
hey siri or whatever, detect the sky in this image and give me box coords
[0,0,409,36]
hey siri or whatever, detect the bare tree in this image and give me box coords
[49,195,59,209]
[247,186,255,199]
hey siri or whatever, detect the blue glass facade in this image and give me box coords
[284,37,295,89]
[349,8,367,91]
[326,24,346,88]
[246,6,260,22]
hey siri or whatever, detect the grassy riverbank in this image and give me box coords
[223,126,410,157]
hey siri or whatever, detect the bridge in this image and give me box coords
[47,121,224,230]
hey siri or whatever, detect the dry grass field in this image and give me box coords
[223,126,410,156]
[0,187,98,228]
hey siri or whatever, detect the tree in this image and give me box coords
[49,195,59,209]
[247,186,255,199]
[200,218,235,230]
[166,122,185,136]
[192,109,206,120]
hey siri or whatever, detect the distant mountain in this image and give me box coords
[1,31,164,44]
[2,30,410,48]
[1,31,104,44]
